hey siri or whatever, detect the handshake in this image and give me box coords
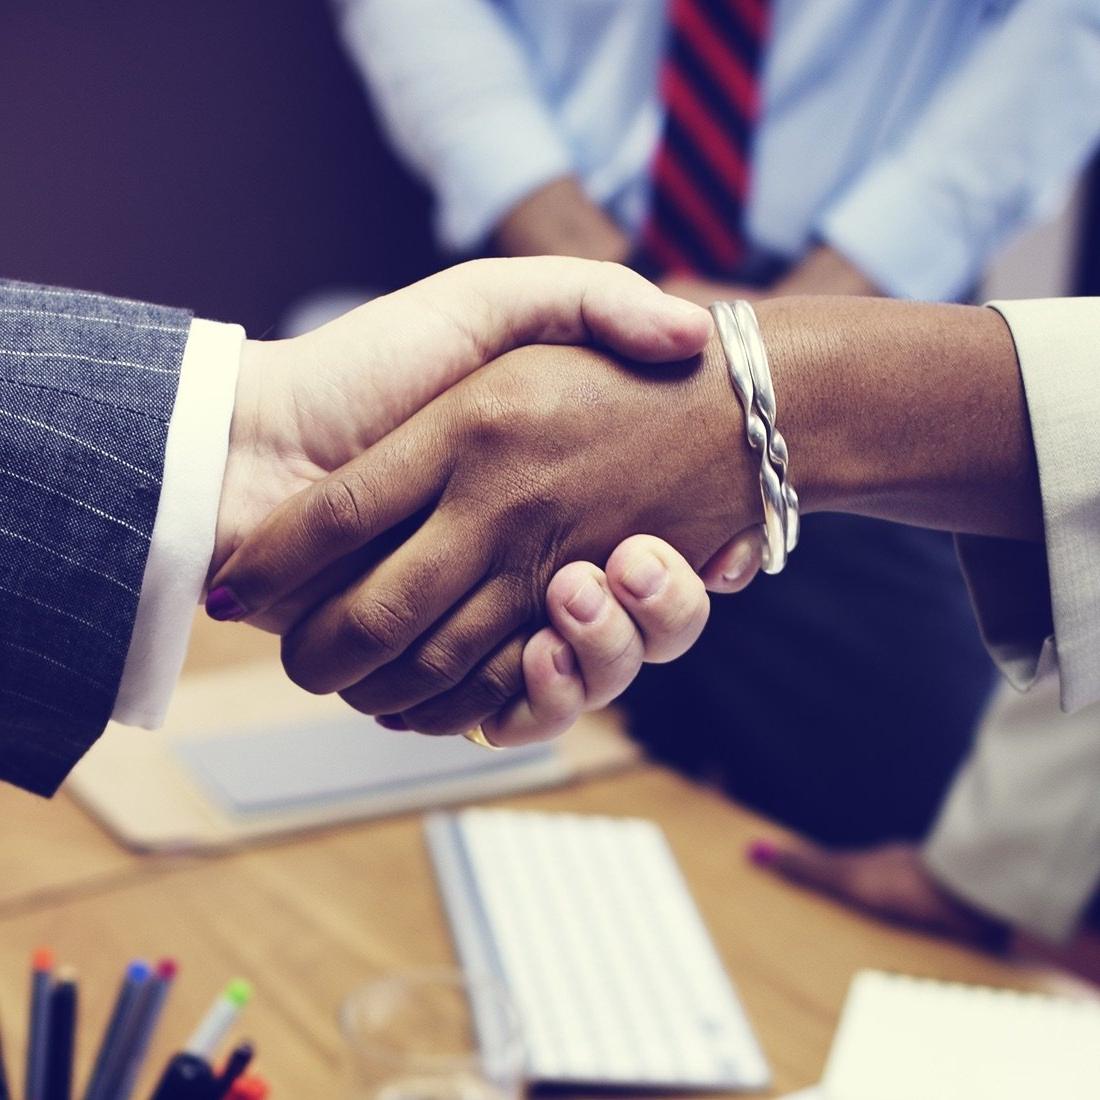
[204,257,771,746]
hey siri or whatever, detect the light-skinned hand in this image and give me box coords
[209,256,717,741]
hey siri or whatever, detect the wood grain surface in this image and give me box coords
[0,615,1089,1097]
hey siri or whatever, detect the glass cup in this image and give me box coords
[341,969,526,1100]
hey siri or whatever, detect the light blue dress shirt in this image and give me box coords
[337,0,1100,300]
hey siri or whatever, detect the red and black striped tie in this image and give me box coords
[642,0,772,277]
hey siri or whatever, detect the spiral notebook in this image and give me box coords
[821,970,1100,1100]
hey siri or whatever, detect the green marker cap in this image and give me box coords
[226,978,252,1007]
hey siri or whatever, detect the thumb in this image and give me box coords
[699,529,764,593]
[429,256,714,364]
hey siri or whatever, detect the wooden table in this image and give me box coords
[0,617,1091,1098]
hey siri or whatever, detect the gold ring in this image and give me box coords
[464,725,503,751]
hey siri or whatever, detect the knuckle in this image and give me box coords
[313,473,374,544]
[649,576,707,638]
[407,633,471,692]
[498,502,570,603]
[497,566,546,626]
[476,654,522,710]
[344,595,408,663]
[404,652,523,736]
[465,377,528,445]
[582,625,640,677]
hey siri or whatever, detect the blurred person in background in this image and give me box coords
[333,0,1100,956]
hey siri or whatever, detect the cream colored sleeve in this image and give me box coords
[956,298,1100,712]
[924,675,1100,942]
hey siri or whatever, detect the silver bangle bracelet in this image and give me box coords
[709,300,800,575]
[734,299,800,556]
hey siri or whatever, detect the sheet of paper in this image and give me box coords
[176,715,555,814]
[823,970,1100,1100]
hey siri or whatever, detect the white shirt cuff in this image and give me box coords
[991,298,1100,712]
[112,318,244,728]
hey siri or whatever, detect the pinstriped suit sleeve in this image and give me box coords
[0,278,190,796]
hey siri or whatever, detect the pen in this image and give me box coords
[81,960,150,1100]
[111,958,177,1100]
[43,970,77,1100]
[184,981,251,1061]
[25,947,54,1100]
[151,979,252,1100]
[0,1007,11,1100]
[212,1042,253,1100]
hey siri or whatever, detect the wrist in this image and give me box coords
[696,326,782,548]
[752,297,840,517]
[754,296,1037,539]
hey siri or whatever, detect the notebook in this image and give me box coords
[67,659,638,851]
[426,808,770,1091]
[175,717,558,816]
[822,969,1100,1100]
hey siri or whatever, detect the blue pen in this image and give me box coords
[111,958,178,1100]
[81,961,150,1100]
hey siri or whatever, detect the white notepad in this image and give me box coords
[175,716,558,815]
[69,657,639,851]
[823,970,1100,1100]
[426,808,770,1091]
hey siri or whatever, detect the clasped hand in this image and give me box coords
[208,258,763,744]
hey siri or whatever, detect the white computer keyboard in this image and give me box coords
[426,808,770,1091]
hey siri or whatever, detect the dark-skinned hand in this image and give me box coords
[209,336,756,743]
[749,837,1010,948]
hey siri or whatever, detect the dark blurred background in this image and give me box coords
[0,1,1096,334]
[0,1,444,336]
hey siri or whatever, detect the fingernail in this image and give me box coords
[722,540,757,586]
[552,644,575,677]
[747,839,778,867]
[205,585,246,622]
[377,714,408,731]
[564,576,607,624]
[620,551,668,600]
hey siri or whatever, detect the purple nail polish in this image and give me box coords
[377,714,409,731]
[205,585,246,622]
[747,839,778,867]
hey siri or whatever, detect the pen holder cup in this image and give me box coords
[340,969,525,1100]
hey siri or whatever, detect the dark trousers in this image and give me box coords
[623,514,998,846]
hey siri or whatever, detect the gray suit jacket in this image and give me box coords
[0,278,190,795]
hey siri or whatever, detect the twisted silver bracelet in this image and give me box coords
[710,300,800,575]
